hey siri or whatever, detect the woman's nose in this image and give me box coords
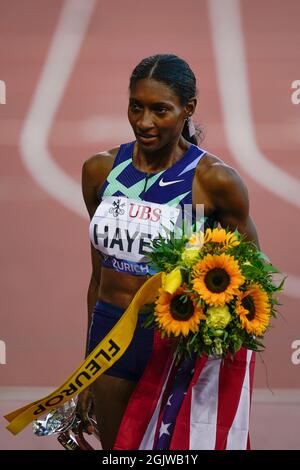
[137,109,154,130]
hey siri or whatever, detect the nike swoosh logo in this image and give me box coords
[159,178,185,187]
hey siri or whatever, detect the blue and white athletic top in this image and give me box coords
[89,141,209,276]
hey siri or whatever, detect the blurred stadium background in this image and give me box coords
[0,0,299,449]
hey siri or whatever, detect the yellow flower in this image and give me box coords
[181,248,200,264]
[155,287,206,337]
[236,284,270,336]
[162,267,182,294]
[206,305,232,329]
[192,253,245,306]
[204,228,240,247]
[188,232,204,247]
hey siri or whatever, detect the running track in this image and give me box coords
[0,0,299,449]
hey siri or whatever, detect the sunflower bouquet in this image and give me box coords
[143,227,284,360]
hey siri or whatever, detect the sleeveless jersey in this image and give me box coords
[89,141,209,276]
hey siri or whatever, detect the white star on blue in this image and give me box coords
[167,394,173,406]
[159,421,171,438]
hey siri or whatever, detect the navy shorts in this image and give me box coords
[87,299,154,381]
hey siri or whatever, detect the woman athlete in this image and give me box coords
[78,54,259,450]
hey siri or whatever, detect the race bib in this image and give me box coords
[89,197,181,263]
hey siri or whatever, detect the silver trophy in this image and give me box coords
[33,396,100,450]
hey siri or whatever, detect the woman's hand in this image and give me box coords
[76,388,95,434]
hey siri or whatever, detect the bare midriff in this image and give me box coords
[98,266,149,309]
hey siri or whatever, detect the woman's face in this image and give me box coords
[128,78,189,153]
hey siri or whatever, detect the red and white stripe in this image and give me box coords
[114,333,255,450]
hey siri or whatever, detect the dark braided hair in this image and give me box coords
[129,54,202,145]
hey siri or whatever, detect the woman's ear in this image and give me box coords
[185,97,197,117]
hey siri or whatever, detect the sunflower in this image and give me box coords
[188,228,240,250]
[154,287,206,337]
[204,228,240,247]
[236,284,270,336]
[192,253,245,306]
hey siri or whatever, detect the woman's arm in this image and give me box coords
[81,150,118,355]
[82,156,102,355]
[85,246,101,355]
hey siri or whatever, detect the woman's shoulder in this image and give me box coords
[197,151,247,195]
[83,146,120,173]
[82,146,121,216]
[82,146,120,185]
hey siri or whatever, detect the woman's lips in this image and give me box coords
[137,134,158,144]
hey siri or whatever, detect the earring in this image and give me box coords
[186,116,196,137]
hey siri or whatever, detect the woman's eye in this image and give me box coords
[155,108,168,115]
[130,103,142,112]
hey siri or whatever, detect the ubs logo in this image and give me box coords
[129,203,161,222]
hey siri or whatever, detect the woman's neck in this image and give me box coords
[133,137,190,173]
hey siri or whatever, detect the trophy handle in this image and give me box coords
[57,416,101,450]
[57,430,81,450]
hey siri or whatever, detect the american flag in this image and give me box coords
[114,333,255,450]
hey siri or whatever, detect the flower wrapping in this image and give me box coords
[143,227,285,360]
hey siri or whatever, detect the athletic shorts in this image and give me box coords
[87,299,154,381]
